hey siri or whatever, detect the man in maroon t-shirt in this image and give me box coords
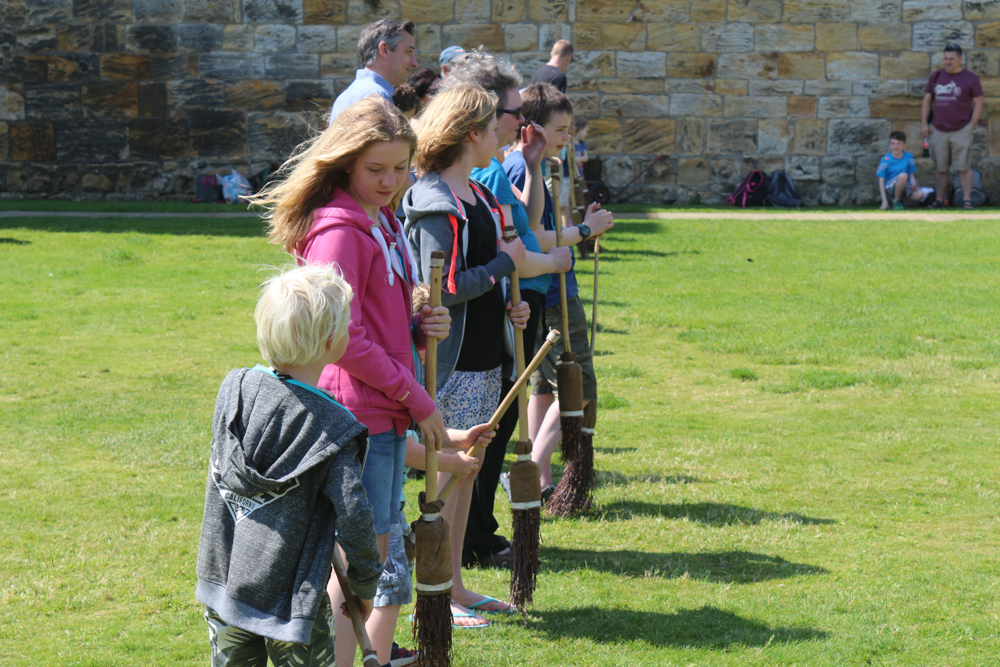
[921,44,984,209]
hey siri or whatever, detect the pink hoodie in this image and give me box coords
[298,187,436,436]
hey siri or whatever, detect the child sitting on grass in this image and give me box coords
[878,131,932,210]
[195,263,382,665]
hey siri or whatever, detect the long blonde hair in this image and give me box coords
[249,96,417,253]
[415,83,497,174]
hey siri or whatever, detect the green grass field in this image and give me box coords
[2,211,999,665]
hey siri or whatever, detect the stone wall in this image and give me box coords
[2,0,1000,204]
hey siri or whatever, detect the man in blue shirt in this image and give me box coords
[329,19,418,123]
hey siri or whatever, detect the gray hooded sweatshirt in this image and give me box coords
[403,171,515,390]
[195,366,382,644]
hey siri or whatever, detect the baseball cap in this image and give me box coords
[439,45,466,68]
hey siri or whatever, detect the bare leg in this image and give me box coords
[893,177,907,203]
[527,392,555,443]
[530,399,562,488]
[331,535,389,667]
[959,168,973,204]
[366,605,400,664]
[934,171,949,204]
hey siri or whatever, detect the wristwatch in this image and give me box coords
[576,223,591,240]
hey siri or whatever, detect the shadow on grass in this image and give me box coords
[596,501,836,526]
[597,471,698,486]
[592,349,615,357]
[0,237,31,244]
[525,605,829,648]
[540,547,828,584]
[0,215,267,237]
[610,221,663,234]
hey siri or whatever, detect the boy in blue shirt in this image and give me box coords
[878,131,932,210]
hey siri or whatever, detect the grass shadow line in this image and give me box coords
[0,237,32,245]
[597,472,698,487]
[524,605,829,648]
[0,216,268,238]
[595,500,836,526]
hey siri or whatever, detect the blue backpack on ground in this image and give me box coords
[763,171,802,208]
[727,170,767,207]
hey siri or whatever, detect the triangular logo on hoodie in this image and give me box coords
[211,462,301,523]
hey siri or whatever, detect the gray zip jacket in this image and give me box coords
[403,171,515,389]
[195,366,382,644]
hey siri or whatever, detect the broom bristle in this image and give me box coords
[413,593,452,667]
[559,415,581,463]
[546,433,594,517]
[509,507,541,610]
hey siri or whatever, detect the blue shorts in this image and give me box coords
[361,430,406,535]
[373,512,413,608]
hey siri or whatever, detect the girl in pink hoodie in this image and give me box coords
[250,95,451,663]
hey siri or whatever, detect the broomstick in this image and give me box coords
[590,236,600,351]
[566,137,590,258]
[331,548,383,667]
[547,167,584,467]
[411,251,452,667]
[437,329,560,503]
[502,224,542,611]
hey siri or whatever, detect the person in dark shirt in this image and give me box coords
[529,39,573,93]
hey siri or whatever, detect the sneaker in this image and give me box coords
[390,642,418,667]
[540,484,556,504]
[499,472,511,500]
[893,201,904,211]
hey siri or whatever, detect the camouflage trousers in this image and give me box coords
[204,595,336,667]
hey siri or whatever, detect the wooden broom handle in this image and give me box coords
[549,166,572,350]
[591,237,600,351]
[425,251,444,503]
[438,329,560,502]
[504,225,530,441]
[332,548,381,667]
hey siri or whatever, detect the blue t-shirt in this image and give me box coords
[329,70,394,124]
[876,151,916,184]
[471,158,551,296]
[503,151,578,309]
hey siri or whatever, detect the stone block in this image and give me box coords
[617,52,666,78]
[134,0,182,21]
[859,25,910,51]
[224,80,283,111]
[706,119,757,154]
[851,0,900,22]
[566,51,616,89]
[414,24,440,57]
[709,158,742,193]
[567,92,599,117]
[572,23,602,50]
[667,53,716,79]
[576,0,631,21]
[677,157,709,185]
[647,23,700,51]
[586,117,623,154]
[690,0,725,21]
[255,24,297,52]
[982,78,1000,96]
[539,23,572,50]
[248,112,310,159]
[455,0,488,21]
[977,22,1000,48]
[504,24,537,52]
[820,155,855,185]
[670,94,723,116]
[966,0,1000,20]
[991,116,1000,155]
[754,24,815,52]
[788,155,820,181]
[665,80,712,93]
[189,109,246,158]
[321,54,359,78]
[968,50,1000,78]
[297,25,337,53]
[223,25,255,51]
[23,0,72,23]
[127,25,179,53]
[185,0,237,21]
[73,0,131,21]
[1,85,26,121]
[601,95,670,118]
[304,0,347,23]
[703,23,753,52]
[82,81,138,118]
[634,0,689,21]
[599,79,664,94]
[902,0,961,21]
[150,54,198,79]
[794,119,826,155]
[0,122,7,161]
[718,53,779,80]
[266,54,320,79]
[56,119,129,161]
[92,24,124,52]
[788,95,816,118]
[17,26,58,53]
[399,0,451,21]
[58,25,91,52]
[442,24,503,52]
[129,117,188,158]
[827,52,879,79]
[244,0,304,22]
[804,80,853,95]
[741,156,784,175]
[26,84,81,119]
[10,123,56,160]
[284,80,333,112]
[169,80,225,108]
[784,0,851,22]
[827,118,892,155]
[100,54,151,80]
[758,118,790,154]
[199,54,265,79]
[726,95,788,118]
[715,79,747,96]
[47,54,101,82]
[853,80,907,96]
[778,53,825,80]
[912,22,972,52]
[491,0,524,22]
[750,80,804,95]
[603,23,646,51]
[346,0,397,23]
[676,118,705,155]
[529,0,566,21]
[817,96,869,119]
[816,23,858,52]
[138,82,167,117]
[881,51,929,79]
[624,118,675,154]
[728,0,782,22]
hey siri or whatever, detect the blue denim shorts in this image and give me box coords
[361,429,407,535]
[373,510,413,608]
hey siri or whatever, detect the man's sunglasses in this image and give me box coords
[499,107,522,117]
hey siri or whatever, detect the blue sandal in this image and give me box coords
[465,596,516,615]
